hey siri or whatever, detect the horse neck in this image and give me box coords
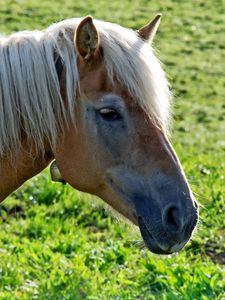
[0,144,53,203]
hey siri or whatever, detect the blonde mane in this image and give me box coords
[0,18,171,156]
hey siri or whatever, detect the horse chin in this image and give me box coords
[138,216,175,254]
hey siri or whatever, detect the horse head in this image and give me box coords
[53,16,198,254]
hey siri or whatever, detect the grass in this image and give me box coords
[0,0,225,299]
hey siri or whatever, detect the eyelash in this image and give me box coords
[98,108,121,121]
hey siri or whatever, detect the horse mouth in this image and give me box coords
[106,175,195,254]
[138,217,173,255]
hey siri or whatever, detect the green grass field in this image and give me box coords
[0,0,224,299]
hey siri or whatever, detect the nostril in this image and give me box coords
[162,206,182,232]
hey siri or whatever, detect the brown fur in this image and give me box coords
[0,142,52,202]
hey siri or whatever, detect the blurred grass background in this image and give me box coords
[0,0,224,299]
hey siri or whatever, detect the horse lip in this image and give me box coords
[138,217,172,254]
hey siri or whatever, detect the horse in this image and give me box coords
[0,14,198,254]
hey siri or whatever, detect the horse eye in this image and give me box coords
[98,108,120,121]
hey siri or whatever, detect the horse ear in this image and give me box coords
[137,14,161,43]
[75,16,99,61]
